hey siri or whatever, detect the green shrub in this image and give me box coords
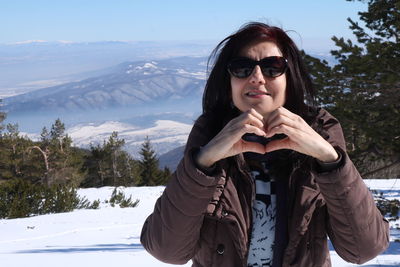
[89,199,100,209]
[0,179,43,218]
[0,179,98,219]
[109,188,139,208]
[373,190,400,221]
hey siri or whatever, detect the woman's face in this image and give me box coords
[230,41,286,119]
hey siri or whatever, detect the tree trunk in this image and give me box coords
[27,146,49,184]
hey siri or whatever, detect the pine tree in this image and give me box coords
[5,123,23,178]
[104,131,125,186]
[22,126,52,184]
[0,121,46,183]
[138,137,162,186]
[82,143,107,187]
[50,118,67,153]
[24,143,49,184]
[305,0,400,178]
[40,127,50,146]
[35,119,84,186]
[329,0,400,177]
[116,153,140,186]
[82,131,139,187]
[159,166,172,185]
[0,118,86,186]
[0,100,7,180]
[0,99,6,134]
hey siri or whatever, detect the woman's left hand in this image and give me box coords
[264,107,339,162]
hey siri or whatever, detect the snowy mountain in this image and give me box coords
[0,179,398,267]
[0,41,214,98]
[3,56,207,114]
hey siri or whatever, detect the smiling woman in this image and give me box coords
[229,42,287,119]
[140,22,389,267]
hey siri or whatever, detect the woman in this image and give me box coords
[140,22,389,267]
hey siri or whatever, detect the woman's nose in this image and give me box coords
[249,65,266,85]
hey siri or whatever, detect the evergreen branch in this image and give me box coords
[361,159,400,177]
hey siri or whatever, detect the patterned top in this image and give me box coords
[247,160,277,267]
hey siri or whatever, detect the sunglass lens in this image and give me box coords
[228,59,254,78]
[260,57,287,77]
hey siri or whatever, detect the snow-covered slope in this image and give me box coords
[22,114,194,163]
[67,119,192,158]
[0,179,399,267]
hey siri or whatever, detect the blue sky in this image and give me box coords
[1,0,367,51]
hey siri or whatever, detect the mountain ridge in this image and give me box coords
[4,56,207,114]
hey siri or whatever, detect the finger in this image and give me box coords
[266,107,298,126]
[240,123,267,137]
[266,123,312,154]
[266,123,297,139]
[276,106,296,117]
[264,109,289,131]
[234,111,264,129]
[266,116,296,135]
[264,138,292,153]
[216,118,266,150]
[248,108,264,121]
[242,141,267,154]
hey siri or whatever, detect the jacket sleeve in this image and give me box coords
[313,110,390,264]
[140,116,224,264]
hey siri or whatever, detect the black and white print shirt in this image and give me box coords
[247,161,277,267]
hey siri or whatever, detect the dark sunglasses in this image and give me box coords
[227,56,288,78]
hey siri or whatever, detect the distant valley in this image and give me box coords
[3,56,207,116]
[1,42,336,171]
[4,56,207,170]
[0,41,214,98]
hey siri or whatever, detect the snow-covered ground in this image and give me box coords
[0,179,399,267]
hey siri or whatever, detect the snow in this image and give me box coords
[126,62,160,74]
[176,69,206,79]
[0,179,399,267]
[21,119,193,161]
[67,119,192,156]
[123,120,190,140]
[11,40,48,45]
[68,121,136,142]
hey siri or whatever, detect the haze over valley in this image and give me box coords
[1,41,334,169]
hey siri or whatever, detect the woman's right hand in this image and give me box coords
[195,109,267,168]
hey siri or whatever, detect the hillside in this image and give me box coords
[3,57,207,114]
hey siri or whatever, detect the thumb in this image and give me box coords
[243,141,268,154]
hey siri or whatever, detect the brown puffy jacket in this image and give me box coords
[140,108,389,267]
